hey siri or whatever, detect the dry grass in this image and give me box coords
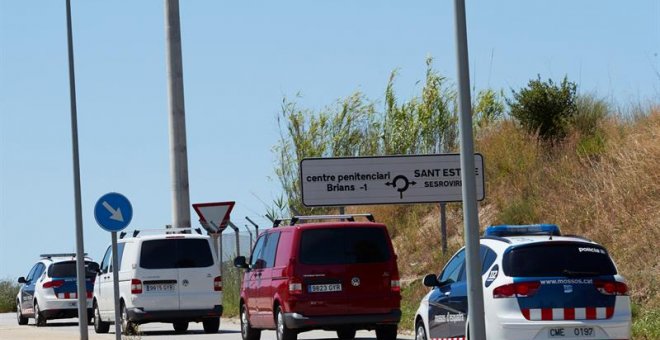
[357,107,659,335]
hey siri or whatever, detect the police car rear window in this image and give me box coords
[140,239,214,269]
[299,227,391,265]
[48,261,97,278]
[503,243,617,277]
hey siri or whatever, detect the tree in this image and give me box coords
[508,76,578,142]
[273,59,501,216]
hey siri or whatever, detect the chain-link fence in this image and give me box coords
[211,231,254,265]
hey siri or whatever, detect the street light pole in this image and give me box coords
[164,0,191,229]
[65,0,89,338]
[454,0,487,339]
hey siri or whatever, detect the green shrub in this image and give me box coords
[573,95,609,135]
[573,94,609,157]
[0,278,20,313]
[221,262,242,318]
[576,131,607,158]
[632,306,660,340]
[497,197,538,224]
[508,76,578,142]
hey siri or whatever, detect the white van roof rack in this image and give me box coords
[273,213,375,228]
[120,227,204,238]
[40,253,87,259]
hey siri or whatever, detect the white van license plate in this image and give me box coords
[549,327,594,337]
[145,284,176,292]
[308,284,342,293]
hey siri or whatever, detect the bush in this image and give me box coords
[508,76,578,142]
[0,278,20,313]
[221,262,242,318]
[573,94,610,157]
[632,306,660,340]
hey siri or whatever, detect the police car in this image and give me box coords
[414,224,631,340]
[16,253,99,326]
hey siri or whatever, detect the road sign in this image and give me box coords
[193,201,235,233]
[94,192,133,232]
[93,192,133,339]
[300,154,484,206]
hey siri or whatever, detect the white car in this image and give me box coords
[92,228,223,335]
[16,253,99,326]
[414,224,631,340]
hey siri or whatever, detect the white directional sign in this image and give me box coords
[301,154,484,206]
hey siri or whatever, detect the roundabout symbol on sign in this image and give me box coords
[385,175,417,199]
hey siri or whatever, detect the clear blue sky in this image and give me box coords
[1,1,658,279]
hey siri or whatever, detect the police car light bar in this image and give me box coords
[484,224,561,237]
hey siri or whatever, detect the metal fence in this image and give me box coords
[212,231,254,265]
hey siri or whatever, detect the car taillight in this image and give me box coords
[131,279,142,294]
[214,276,222,291]
[288,279,302,295]
[594,280,628,296]
[493,281,541,298]
[285,258,297,277]
[390,278,401,293]
[43,280,65,289]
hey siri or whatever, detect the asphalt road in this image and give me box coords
[0,313,413,340]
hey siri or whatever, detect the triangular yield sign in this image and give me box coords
[192,201,235,233]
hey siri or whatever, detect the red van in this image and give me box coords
[234,214,401,340]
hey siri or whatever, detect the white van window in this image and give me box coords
[140,239,214,269]
[100,246,112,274]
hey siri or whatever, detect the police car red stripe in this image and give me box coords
[522,307,614,320]
[57,292,93,299]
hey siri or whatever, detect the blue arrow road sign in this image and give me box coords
[94,192,133,232]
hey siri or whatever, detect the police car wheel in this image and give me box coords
[34,301,46,327]
[415,321,427,340]
[16,300,28,325]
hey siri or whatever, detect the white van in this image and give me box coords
[92,229,223,334]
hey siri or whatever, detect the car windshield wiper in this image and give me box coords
[562,269,599,277]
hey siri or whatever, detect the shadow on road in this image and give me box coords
[136,329,241,336]
[34,322,80,327]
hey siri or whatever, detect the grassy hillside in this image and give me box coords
[357,107,659,338]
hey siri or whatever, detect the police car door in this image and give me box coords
[20,263,41,314]
[428,249,467,339]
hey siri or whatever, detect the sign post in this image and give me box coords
[192,202,235,271]
[300,154,484,206]
[94,192,133,339]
